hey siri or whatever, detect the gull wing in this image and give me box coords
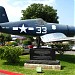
[41,33,75,42]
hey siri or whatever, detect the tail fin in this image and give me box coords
[0,6,9,23]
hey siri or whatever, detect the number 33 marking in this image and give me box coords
[36,27,47,34]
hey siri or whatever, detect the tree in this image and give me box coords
[5,34,12,42]
[0,33,5,45]
[21,3,59,23]
[0,33,12,45]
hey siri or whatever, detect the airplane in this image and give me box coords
[0,6,75,41]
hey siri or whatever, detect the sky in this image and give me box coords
[0,0,74,26]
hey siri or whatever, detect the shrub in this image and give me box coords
[23,40,31,45]
[51,43,70,50]
[6,41,18,46]
[50,43,70,54]
[15,39,20,43]
[0,46,23,63]
[0,46,5,59]
[11,42,18,46]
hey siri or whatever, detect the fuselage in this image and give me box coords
[0,19,75,37]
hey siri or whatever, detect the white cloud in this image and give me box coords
[0,0,55,22]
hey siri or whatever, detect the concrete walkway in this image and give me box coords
[56,51,75,55]
[64,51,75,55]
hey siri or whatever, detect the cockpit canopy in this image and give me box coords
[35,18,47,25]
[24,18,47,26]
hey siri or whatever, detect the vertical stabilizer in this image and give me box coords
[0,6,9,23]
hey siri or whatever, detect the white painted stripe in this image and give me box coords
[2,27,5,29]
[28,27,34,30]
[13,27,18,30]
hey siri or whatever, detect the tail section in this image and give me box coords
[0,6,9,23]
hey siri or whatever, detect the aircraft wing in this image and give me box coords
[41,33,75,42]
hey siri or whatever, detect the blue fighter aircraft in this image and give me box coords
[0,6,75,38]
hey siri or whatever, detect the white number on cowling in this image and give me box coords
[42,27,47,33]
[36,27,47,34]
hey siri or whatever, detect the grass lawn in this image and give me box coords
[0,54,75,75]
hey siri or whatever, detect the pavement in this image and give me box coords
[56,51,75,55]
[64,51,75,55]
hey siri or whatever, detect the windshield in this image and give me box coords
[36,18,47,25]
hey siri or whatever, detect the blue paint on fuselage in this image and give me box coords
[0,19,75,37]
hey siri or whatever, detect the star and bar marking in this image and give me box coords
[13,24,34,33]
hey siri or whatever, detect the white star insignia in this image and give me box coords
[19,24,27,33]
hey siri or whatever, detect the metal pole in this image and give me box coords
[37,36,41,48]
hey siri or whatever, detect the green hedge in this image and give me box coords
[0,46,23,63]
[23,40,31,45]
[50,43,70,54]
[10,42,18,46]
[51,43,70,50]
[0,46,5,59]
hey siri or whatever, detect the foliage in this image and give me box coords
[15,39,20,43]
[0,33,12,45]
[6,41,18,46]
[51,43,70,54]
[5,34,12,41]
[0,46,23,63]
[0,33,6,45]
[10,42,18,46]
[0,46,5,59]
[23,40,32,45]
[21,3,59,23]
[51,43,70,50]
[26,36,34,42]
[5,41,12,46]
